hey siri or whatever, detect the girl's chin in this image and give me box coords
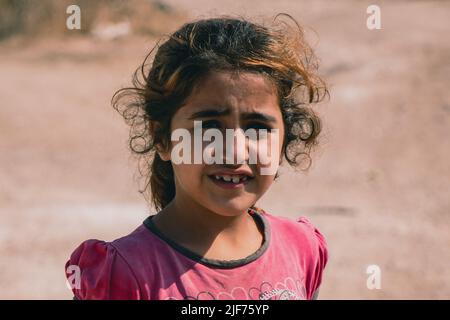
[202,196,256,217]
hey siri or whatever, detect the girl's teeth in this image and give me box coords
[212,174,250,183]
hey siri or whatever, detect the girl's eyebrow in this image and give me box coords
[188,108,276,123]
[188,108,230,119]
[242,112,277,123]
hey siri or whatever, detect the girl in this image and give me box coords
[65,14,329,300]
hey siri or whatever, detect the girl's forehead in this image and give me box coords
[180,71,280,116]
[193,71,277,96]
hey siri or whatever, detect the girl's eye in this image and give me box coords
[202,120,221,129]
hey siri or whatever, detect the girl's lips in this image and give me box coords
[210,170,254,178]
[208,175,252,189]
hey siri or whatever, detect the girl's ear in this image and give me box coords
[150,122,171,161]
[156,144,171,161]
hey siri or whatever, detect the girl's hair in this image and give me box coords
[112,14,328,211]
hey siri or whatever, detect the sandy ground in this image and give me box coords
[0,0,449,299]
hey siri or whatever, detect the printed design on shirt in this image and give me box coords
[165,276,307,300]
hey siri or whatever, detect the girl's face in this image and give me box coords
[159,71,285,216]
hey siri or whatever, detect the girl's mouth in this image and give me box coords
[208,174,253,189]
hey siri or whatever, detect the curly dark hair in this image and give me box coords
[112,13,328,211]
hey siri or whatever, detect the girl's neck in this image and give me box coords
[151,197,263,257]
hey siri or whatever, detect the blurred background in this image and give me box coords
[0,0,449,299]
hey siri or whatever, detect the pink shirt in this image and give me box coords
[65,207,328,300]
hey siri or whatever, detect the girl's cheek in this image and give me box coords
[172,164,204,190]
[254,133,281,176]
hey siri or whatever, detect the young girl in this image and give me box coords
[65,14,329,300]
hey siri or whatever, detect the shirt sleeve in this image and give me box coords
[296,217,329,299]
[65,239,142,300]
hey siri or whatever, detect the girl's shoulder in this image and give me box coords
[255,207,328,297]
[255,206,328,264]
[65,225,151,300]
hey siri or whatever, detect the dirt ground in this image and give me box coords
[0,0,449,299]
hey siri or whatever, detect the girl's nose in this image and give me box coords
[223,128,249,165]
